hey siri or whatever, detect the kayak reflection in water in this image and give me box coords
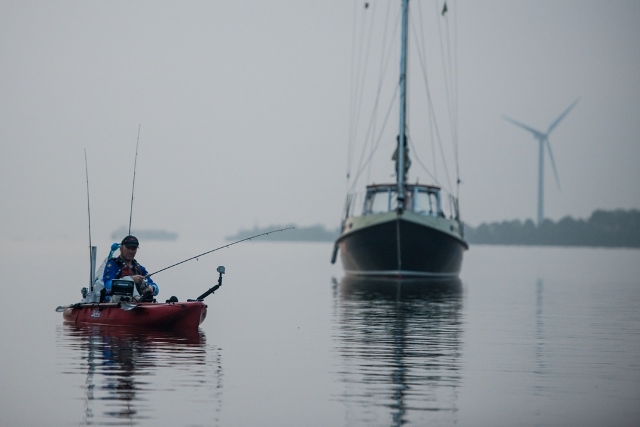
[60,324,207,424]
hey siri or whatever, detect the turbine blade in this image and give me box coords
[502,115,546,139]
[545,138,561,190]
[547,98,579,134]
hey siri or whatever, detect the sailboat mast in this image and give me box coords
[397,0,409,204]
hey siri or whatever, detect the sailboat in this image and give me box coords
[332,0,468,278]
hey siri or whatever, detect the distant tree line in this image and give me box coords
[227,209,640,248]
[464,209,640,248]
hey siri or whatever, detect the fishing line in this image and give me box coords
[145,227,295,278]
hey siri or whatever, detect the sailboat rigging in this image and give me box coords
[332,0,468,278]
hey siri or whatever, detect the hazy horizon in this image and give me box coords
[2,1,639,245]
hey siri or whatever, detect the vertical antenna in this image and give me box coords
[85,149,92,251]
[84,149,96,291]
[128,124,141,236]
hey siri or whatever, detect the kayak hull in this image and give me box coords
[62,301,207,330]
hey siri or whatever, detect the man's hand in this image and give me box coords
[131,275,145,284]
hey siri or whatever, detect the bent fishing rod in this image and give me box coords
[144,227,295,278]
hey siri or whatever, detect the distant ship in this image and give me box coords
[111,226,178,241]
[331,0,468,278]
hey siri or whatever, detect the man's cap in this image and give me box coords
[121,235,139,248]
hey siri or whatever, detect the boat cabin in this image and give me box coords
[362,183,444,217]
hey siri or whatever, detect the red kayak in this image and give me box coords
[62,300,207,330]
[59,263,225,331]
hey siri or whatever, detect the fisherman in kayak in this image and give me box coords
[102,235,159,302]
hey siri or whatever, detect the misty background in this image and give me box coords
[1,0,639,246]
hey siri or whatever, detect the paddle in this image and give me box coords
[56,301,138,313]
[119,301,137,311]
[55,302,136,312]
[117,292,154,310]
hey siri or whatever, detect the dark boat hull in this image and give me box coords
[62,301,207,331]
[337,215,467,278]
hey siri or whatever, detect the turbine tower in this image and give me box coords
[503,99,579,225]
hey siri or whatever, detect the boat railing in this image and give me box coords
[346,186,459,220]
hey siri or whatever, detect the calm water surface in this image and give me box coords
[0,240,639,426]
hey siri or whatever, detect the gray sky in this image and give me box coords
[1,0,639,243]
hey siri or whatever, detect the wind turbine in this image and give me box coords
[503,98,579,225]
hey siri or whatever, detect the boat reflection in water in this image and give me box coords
[57,324,222,425]
[332,276,464,426]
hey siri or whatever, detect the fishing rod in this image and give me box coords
[84,150,97,293]
[128,124,141,235]
[145,227,294,278]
